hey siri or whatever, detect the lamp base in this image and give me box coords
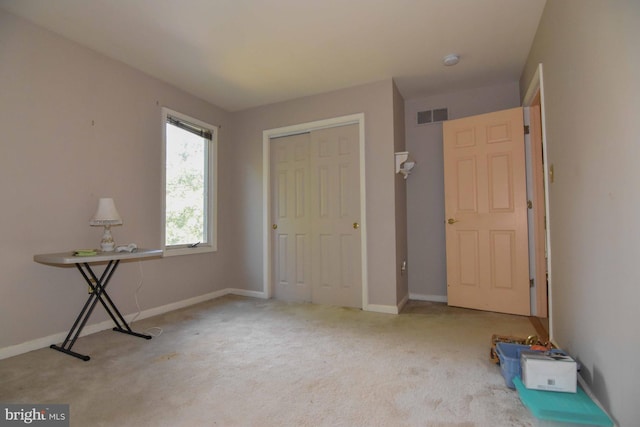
[100,225,116,252]
[100,241,116,252]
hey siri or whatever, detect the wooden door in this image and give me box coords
[271,123,361,308]
[530,93,548,318]
[443,107,530,315]
[271,133,312,302]
[309,124,362,308]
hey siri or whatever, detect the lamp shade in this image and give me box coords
[89,198,123,225]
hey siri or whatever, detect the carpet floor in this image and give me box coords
[0,296,539,426]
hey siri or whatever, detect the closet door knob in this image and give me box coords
[272,224,278,230]
[447,218,459,225]
[353,222,360,229]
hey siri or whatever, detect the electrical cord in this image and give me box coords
[130,260,163,337]
[145,327,163,337]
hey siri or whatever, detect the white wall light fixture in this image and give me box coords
[395,151,416,179]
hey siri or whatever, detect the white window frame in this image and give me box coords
[161,107,218,256]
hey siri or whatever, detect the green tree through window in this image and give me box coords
[162,108,217,255]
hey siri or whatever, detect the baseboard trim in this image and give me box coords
[227,288,268,299]
[397,293,409,313]
[409,292,448,303]
[365,304,399,315]
[0,288,266,361]
[364,292,410,315]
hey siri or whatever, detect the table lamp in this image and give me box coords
[89,198,123,252]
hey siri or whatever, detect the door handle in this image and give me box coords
[272,224,278,230]
[447,218,459,225]
[353,222,360,229]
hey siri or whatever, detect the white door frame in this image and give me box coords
[523,63,554,339]
[262,113,368,308]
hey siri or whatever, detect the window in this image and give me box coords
[161,107,217,256]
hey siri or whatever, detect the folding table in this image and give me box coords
[33,248,162,361]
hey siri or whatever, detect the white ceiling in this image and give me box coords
[0,0,546,112]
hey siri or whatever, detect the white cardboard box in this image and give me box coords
[521,351,577,393]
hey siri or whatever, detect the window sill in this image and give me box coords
[162,245,216,257]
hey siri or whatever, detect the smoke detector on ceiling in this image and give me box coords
[443,54,460,66]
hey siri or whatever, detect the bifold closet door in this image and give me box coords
[271,123,362,308]
[309,124,361,308]
[271,132,312,302]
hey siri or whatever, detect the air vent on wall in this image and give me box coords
[417,108,448,125]
[417,110,432,125]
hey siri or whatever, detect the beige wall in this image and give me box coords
[404,83,520,300]
[229,79,403,308]
[0,10,234,348]
[393,81,408,304]
[520,1,640,425]
[0,8,409,354]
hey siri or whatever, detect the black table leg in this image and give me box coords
[50,260,152,361]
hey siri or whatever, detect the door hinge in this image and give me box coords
[527,200,533,209]
[524,125,530,135]
[530,278,534,288]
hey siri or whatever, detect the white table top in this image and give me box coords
[34,248,163,265]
